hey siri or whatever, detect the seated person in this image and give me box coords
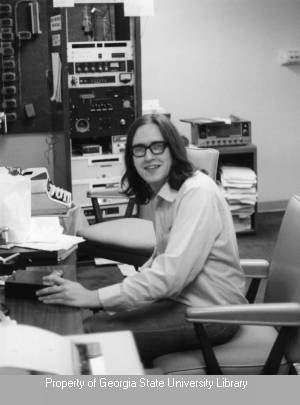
[37,114,247,367]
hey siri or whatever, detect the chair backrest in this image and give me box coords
[186,147,219,181]
[139,147,219,220]
[264,195,300,362]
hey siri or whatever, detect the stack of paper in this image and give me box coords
[15,217,84,252]
[219,166,257,232]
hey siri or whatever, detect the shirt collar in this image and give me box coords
[156,181,178,203]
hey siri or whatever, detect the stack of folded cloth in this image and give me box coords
[219,166,257,232]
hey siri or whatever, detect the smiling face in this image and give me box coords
[132,123,173,194]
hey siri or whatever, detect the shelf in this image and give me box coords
[213,144,258,234]
[214,144,257,153]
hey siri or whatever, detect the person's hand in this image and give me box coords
[36,275,100,308]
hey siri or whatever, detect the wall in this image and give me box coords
[1,0,299,209]
[140,0,300,211]
[0,133,54,179]
[0,0,53,133]
[0,0,57,184]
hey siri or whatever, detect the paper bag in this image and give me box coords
[0,174,31,243]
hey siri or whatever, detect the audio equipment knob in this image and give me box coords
[71,76,77,86]
[123,100,131,108]
[75,118,90,133]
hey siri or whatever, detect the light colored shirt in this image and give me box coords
[98,171,247,311]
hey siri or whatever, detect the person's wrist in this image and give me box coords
[87,289,102,308]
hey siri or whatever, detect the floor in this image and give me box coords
[237,211,284,261]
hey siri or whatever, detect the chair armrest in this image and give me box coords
[87,189,137,222]
[240,258,270,279]
[186,302,300,326]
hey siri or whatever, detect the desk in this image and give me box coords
[0,204,88,270]
[0,263,145,374]
[0,263,144,375]
[0,263,84,335]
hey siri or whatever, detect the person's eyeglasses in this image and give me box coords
[131,141,169,157]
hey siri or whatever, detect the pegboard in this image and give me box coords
[0,0,52,134]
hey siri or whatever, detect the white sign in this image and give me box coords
[52,34,61,47]
[50,15,62,32]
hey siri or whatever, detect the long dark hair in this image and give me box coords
[121,114,194,204]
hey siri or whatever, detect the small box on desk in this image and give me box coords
[0,245,77,269]
[5,269,50,300]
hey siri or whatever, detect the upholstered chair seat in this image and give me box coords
[79,218,155,267]
[153,325,289,375]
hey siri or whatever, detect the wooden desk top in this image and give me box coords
[0,263,84,335]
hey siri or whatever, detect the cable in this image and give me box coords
[44,133,59,169]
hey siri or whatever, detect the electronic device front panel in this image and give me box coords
[190,121,251,147]
[69,85,135,139]
[67,41,134,88]
[67,40,136,140]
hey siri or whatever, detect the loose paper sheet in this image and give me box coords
[0,325,75,374]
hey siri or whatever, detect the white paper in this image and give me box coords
[0,325,75,374]
[89,356,106,374]
[94,258,120,266]
[16,234,84,252]
[118,264,136,276]
[143,99,160,110]
[124,0,154,16]
[0,175,31,243]
[53,0,74,7]
[142,98,167,115]
[27,216,63,243]
[13,216,84,251]
[220,166,257,182]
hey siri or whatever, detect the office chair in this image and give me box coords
[152,195,300,375]
[78,147,219,267]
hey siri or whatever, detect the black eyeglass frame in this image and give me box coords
[131,141,169,157]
